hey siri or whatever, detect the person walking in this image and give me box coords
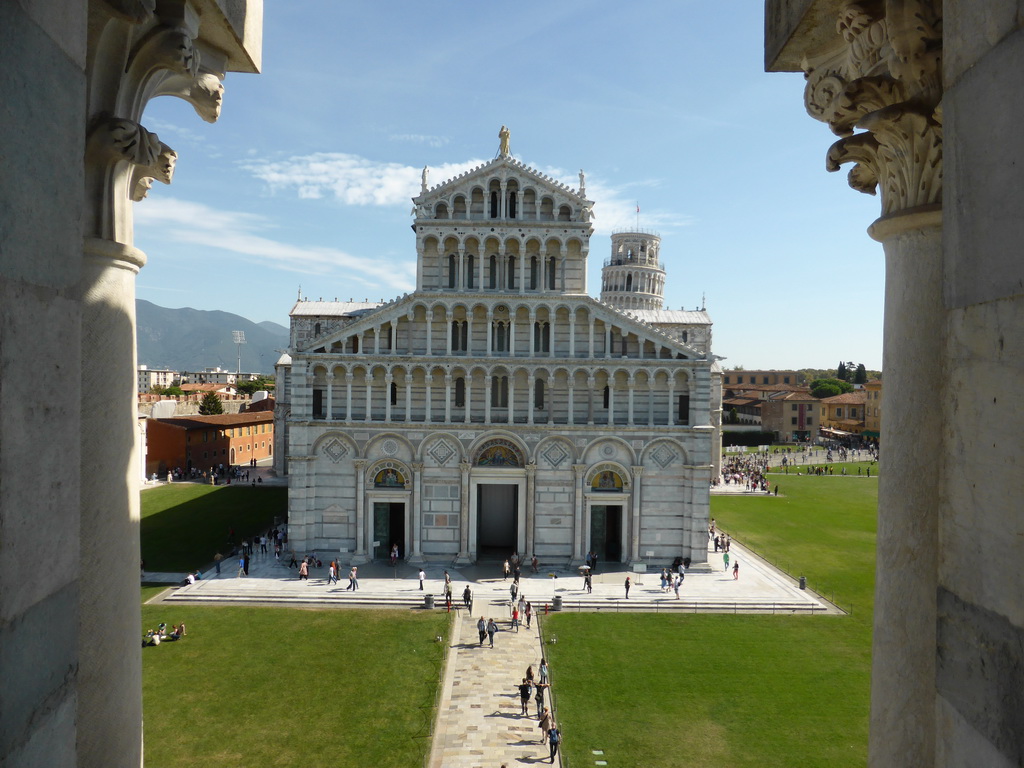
[539,658,549,685]
[538,706,553,745]
[624,575,631,599]
[347,566,358,590]
[486,618,497,648]
[477,616,487,646]
[673,573,681,599]
[213,552,222,576]
[723,551,730,571]
[327,562,338,585]
[525,601,533,628]
[503,559,511,580]
[298,559,309,581]
[534,681,548,717]
[517,678,532,715]
[511,606,520,632]
[733,560,740,580]
[237,556,245,578]
[418,568,426,590]
[548,725,561,763]
[510,581,518,603]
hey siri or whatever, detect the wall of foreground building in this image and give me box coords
[0,3,261,767]
[766,2,1024,766]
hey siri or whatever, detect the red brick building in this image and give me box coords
[145,412,275,474]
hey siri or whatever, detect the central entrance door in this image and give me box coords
[590,505,623,563]
[476,484,518,559]
[372,502,405,560]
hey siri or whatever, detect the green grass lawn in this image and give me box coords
[546,471,877,768]
[142,603,450,767]
[141,484,286,572]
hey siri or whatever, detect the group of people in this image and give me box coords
[714,453,772,492]
[142,621,187,646]
[511,659,559,762]
[502,552,540,581]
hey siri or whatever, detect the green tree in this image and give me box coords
[810,378,854,398]
[854,363,868,384]
[199,391,224,415]
[235,376,276,396]
[728,407,739,424]
[162,385,184,397]
[836,361,848,381]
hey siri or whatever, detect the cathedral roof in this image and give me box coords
[290,300,384,317]
[413,155,591,206]
[628,309,711,325]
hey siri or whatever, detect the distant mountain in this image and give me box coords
[136,300,289,374]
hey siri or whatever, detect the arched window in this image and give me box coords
[390,381,398,406]
[489,255,498,289]
[490,191,499,218]
[507,255,517,288]
[547,258,556,290]
[491,375,509,407]
[466,255,476,289]
[508,192,517,218]
[529,256,539,290]
[448,254,457,289]
[534,378,545,409]
[533,321,550,353]
[626,274,632,291]
[451,320,468,352]
[603,385,610,409]
[492,321,508,353]
[314,322,321,336]
[455,376,466,407]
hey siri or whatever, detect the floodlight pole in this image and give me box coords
[232,330,246,374]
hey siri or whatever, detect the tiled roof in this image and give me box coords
[150,412,274,430]
[821,391,868,404]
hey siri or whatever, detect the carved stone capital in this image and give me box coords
[459,461,471,475]
[91,117,161,167]
[801,0,942,217]
[353,459,367,471]
[525,462,537,476]
[572,463,587,478]
[631,465,645,477]
[411,462,424,472]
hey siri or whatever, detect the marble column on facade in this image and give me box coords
[455,461,472,564]
[464,374,472,424]
[404,373,412,422]
[409,462,425,562]
[509,317,516,355]
[795,6,943,761]
[325,373,334,419]
[519,250,526,293]
[569,316,576,357]
[525,463,537,556]
[74,9,260,763]
[425,373,433,423]
[627,372,635,425]
[346,373,354,421]
[528,313,536,356]
[486,310,493,356]
[384,373,392,422]
[425,309,433,355]
[604,325,612,359]
[568,379,575,425]
[629,466,644,565]
[587,375,595,425]
[527,371,535,425]
[444,374,452,423]
[484,375,492,423]
[407,311,415,353]
[353,460,368,562]
[507,375,515,425]
[667,375,675,426]
[364,377,372,422]
[466,314,473,354]
[607,380,615,426]
[572,464,587,562]
[588,319,595,356]
[373,326,380,354]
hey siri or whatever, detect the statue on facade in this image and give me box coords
[421,165,429,193]
[498,125,511,156]
[578,169,586,196]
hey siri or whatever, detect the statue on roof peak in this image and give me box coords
[420,166,429,194]
[498,125,511,157]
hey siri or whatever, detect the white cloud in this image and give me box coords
[134,198,415,291]
[240,152,692,234]
[390,133,450,148]
[242,153,486,206]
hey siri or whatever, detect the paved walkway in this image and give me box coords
[428,611,558,768]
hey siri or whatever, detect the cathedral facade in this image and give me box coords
[275,138,721,567]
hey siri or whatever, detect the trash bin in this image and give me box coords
[799,576,806,590]
[552,595,563,611]
[424,594,435,609]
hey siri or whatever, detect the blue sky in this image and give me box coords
[135,1,885,370]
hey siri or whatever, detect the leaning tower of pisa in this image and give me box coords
[599,230,666,311]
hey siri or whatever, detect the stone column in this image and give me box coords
[364,378,372,422]
[466,314,473,354]
[486,309,493,357]
[519,250,526,294]
[346,373,354,421]
[529,313,536,356]
[373,326,380,354]
[569,316,576,357]
[525,463,537,556]
[572,464,587,562]
[789,6,944,762]
[407,311,415,353]
[568,380,576,425]
[353,460,368,562]
[604,325,612,359]
[444,374,452,423]
[627,372,635,425]
[384,373,393,422]
[404,374,412,422]
[456,461,472,563]
[425,372,433,423]
[446,315,453,355]
[607,379,615,426]
[629,466,644,564]
[509,317,516,356]
[485,375,492,423]
[588,318,595,356]
[326,373,334,420]
[667,375,675,426]
[464,375,472,424]
[587,375,595,425]
[507,375,515,425]
[410,462,425,561]
[527,370,535,425]
[426,309,433,355]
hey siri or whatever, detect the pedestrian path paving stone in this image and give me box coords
[428,610,559,768]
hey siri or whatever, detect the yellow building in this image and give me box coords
[862,379,882,442]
